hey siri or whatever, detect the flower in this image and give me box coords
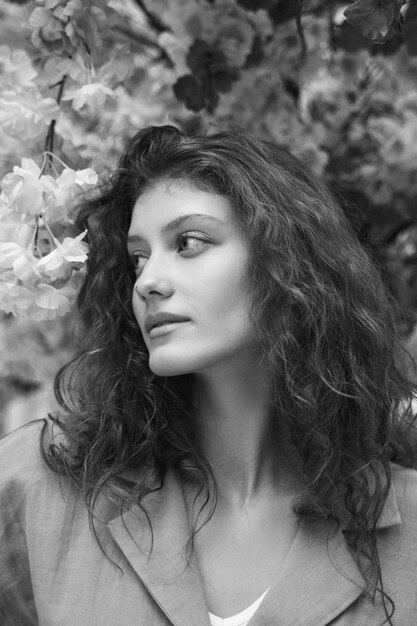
[158,32,189,74]
[0,86,60,141]
[35,230,88,280]
[29,0,115,56]
[0,242,39,283]
[53,230,89,262]
[29,6,64,43]
[0,282,72,320]
[143,0,201,43]
[201,0,272,68]
[0,281,35,319]
[44,167,98,224]
[35,283,72,316]
[50,167,98,221]
[344,0,401,43]
[35,253,72,281]
[56,167,98,189]
[299,72,350,128]
[63,82,115,112]
[1,159,99,223]
[1,158,54,216]
[0,46,38,88]
[0,219,34,248]
[96,48,135,87]
[213,18,254,68]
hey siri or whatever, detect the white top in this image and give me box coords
[208,588,270,626]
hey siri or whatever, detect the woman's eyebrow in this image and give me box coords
[127,213,224,242]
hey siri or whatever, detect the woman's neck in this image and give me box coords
[191,352,296,507]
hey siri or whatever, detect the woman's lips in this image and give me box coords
[148,320,189,338]
[145,312,190,333]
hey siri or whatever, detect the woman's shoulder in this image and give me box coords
[0,416,88,548]
[0,416,70,499]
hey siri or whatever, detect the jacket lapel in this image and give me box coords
[108,469,210,626]
[250,520,364,626]
[250,479,402,626]
[107,466,402,626]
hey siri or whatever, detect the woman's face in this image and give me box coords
[128,178,259,377]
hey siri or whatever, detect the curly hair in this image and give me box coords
[43,125,417,624]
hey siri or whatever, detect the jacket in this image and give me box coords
[1,418,417,626]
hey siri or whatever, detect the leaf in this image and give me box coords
[173,75,206,112]
[344,0,402,43]
[184,40,239,101]
[332,23,370,53]
[370,31,403,55]
[211,69,238,94]
[186,40,227,75]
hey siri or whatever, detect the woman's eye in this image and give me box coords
[129,233,209,273]
[178,232,209,253]
[130,253,148,272]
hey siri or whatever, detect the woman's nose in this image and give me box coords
[134,255,175,302]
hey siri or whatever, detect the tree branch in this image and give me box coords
[43,75,67,173]
[131,0,169,34]
[113,24,174,67]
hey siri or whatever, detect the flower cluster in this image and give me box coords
[0,157,98,320]
[0,46,60,143]
[146,0,272,111]
[0,0,138,320]
[29,0,115,57]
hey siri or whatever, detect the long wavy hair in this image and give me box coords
[43,125,417,623]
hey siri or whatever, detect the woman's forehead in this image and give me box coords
[128,178,237,242]
[132,179,232,221]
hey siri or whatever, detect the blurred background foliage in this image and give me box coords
[1,0,417,433]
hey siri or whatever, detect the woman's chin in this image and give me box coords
[148,356,193,377]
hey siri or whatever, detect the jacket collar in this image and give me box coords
[108,469,211,626]
[108,467,402,626]
[251,478,402,626]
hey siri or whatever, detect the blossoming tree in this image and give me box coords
[1,0,417,426]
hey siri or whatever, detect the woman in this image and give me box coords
[1,125,417,626]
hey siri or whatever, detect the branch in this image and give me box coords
[43,75,67,174]
[113,24,174,67]
[131,0,169,34]
[270,0,340,25]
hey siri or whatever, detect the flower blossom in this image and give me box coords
[0,46,38,88]
[1,158,55,217]
[56,167,98,190]
[29,0,114,56]
[34,283,72,317]
[0,242,39,283]
[63,82,115,112]
[0,280,72,320]
[50,167,98,222]
[29,6,64,43]
[0,86,60,141]
[0,219,34,247]
[213,18,254,68]
[35,230,88,280]
[1,159,98,223]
